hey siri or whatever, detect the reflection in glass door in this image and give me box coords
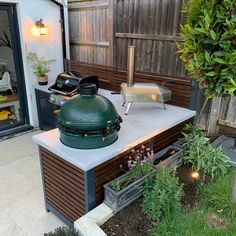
[0,4,29,136]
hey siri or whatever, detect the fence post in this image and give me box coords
[207,96,222,136]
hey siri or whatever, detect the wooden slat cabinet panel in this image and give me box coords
[39,148,86,226]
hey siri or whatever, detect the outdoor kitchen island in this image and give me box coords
[33,89,196,227]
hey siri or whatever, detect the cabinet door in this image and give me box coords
[35,89,56,130]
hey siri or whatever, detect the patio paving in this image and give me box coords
[0,130,65,236]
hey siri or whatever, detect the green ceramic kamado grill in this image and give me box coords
[57,83,122,149]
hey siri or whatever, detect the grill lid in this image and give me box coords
[49,72,80,96]
[57,84,122,131]
[49,72,99,96]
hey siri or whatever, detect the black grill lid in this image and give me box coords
[49,72,99,96]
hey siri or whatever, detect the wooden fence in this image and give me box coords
[199,96,236,136]
[114,0,186,75]
[68,0,236,136]
[68,0,187,76]
[68,0,114,66]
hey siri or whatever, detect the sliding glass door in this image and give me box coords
[0,4,29,136]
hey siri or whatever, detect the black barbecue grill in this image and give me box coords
[57,83,122,149]
[49,72,99,106]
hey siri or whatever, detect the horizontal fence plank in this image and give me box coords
[70,40,110,47]
[115,33,182,42]
[218,119,236,129]
[68,2,110,11]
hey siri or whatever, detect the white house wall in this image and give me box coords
[0,0,68,127]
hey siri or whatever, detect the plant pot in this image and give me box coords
[37,75,48,85]
[103,171,155,213]
[103,145,183,213]
[173,138,185,148]
[154,145,183,171]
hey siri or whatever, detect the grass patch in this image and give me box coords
[199,168,236,216]
[152,168,236,236]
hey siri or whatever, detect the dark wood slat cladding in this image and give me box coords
[47,199,75,223]
[46,194,79,221]
[40,147,86,223]
[45,179,85,206]
[43,165,85,196]
[68,60,192,108]
[43,156,84,186]
[95,119,192,204]
[41,149,84,175]
[46,191,84,219]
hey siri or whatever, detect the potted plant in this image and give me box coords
[103,144,183,212]
[27,52,55,85]
[104,145,155,212]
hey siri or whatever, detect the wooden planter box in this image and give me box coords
[104,145,183,212]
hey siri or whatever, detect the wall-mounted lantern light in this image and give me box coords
[32,19,47,37]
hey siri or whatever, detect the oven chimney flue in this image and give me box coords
[127,46,135,87]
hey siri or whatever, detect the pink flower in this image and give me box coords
[128,160,132,168]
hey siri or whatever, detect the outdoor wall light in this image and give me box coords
[32,19,47,37]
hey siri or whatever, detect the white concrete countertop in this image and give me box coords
[33,89,196,171]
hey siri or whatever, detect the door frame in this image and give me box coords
[0,3,30,134]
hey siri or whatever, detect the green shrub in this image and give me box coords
[142,167,184,221]
[182,124,230,181]
[177,0,236,97]
[43,227,79,236]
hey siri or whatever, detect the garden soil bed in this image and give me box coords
[101,165,198,236]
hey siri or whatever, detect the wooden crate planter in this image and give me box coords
[103,171,154,213]
[154,145,183,171]
[104,145,183,212]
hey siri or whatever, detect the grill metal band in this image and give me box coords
[58,116,122,137]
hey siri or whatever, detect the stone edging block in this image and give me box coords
[74,203,114,236]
